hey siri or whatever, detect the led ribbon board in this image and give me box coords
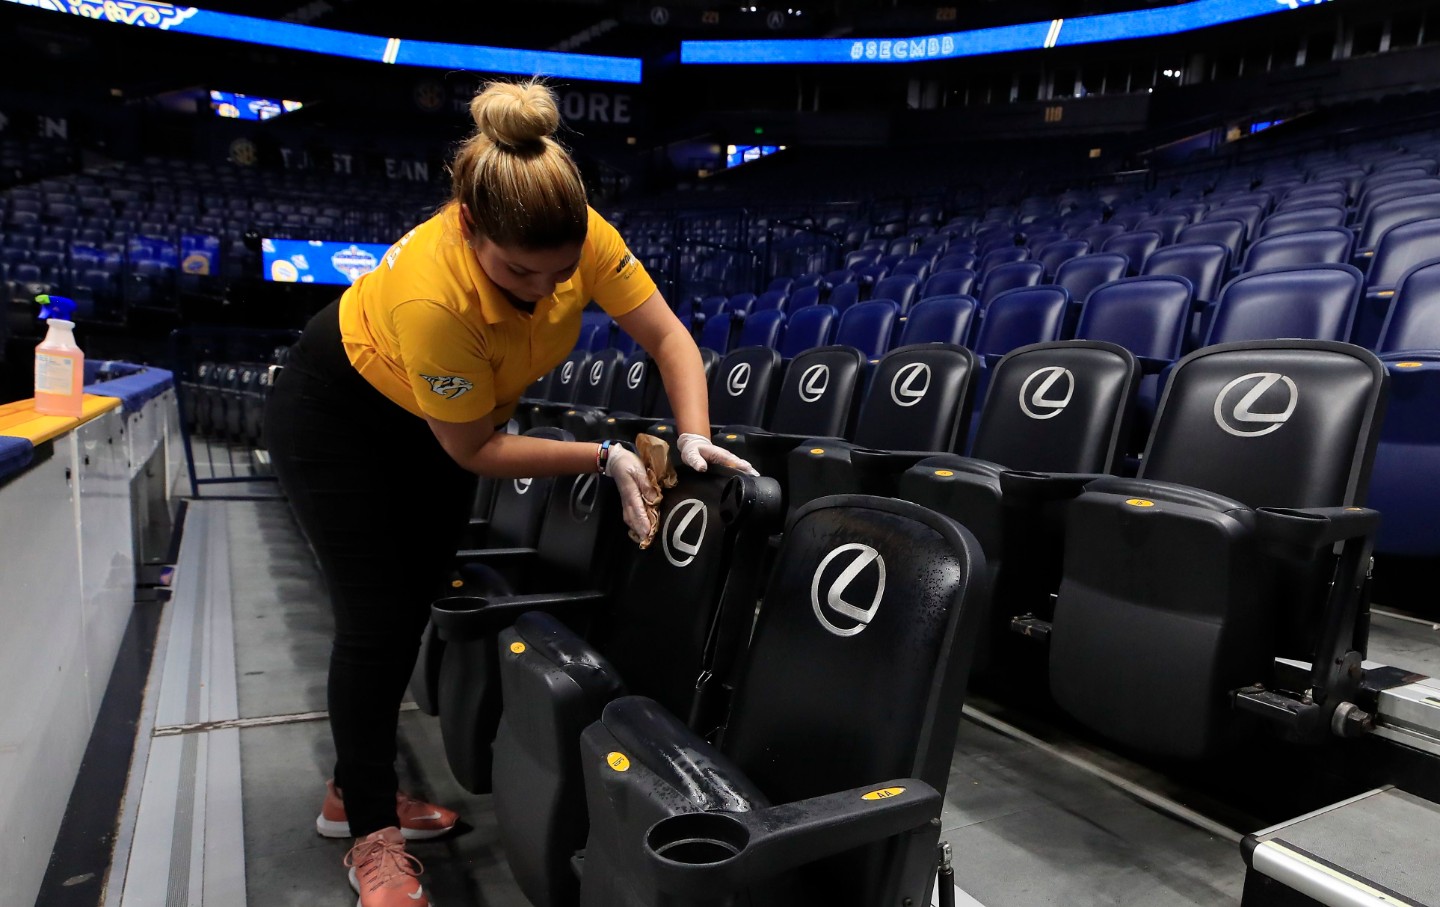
[261,238,391,286]
[681,0,1332,65]
[3,0,643,83]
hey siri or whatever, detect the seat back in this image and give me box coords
[778,304,838,358]
[871,274,920,314]
[764,345,866,437]
[1141,242,1229,302]
[833,300,899,359]
[978,245,1028,274]
[1377,259,1440,353]
[827,281,863,313]
[1205,264,1362,346]
[851,343,977,452]
[698,313,732,353]
[1177,219,1246,261]
[1367,216,1440,291]
[1358,194,1440,252]
[709,346,783,426]
[1101,230,1162,273]
[1357,177,1440,224]
[1054,252,1128,304]
[1136,213,1188,245]
[1259,205,1346,239]
[922,268,976,299]
[574,349,623,408]
[608,352,658,415]
[484,427,573,548]
[736,309,784,349]
[729,292,761,315]
[1203,204,1263,241]
[1074,275,1192,362]
[898,295,976,347]
[971,341,1138,473]
[1036,239,1090,279]
[546,349,592,403]
[973,285,1069,362]
[979,260,1044,304]
[1141,340,1386,509]
[784,284,821,314]
[718,495,988,906]
[1371,353,1440,558]
[1241,227,1353,273]
[588,468,784,723]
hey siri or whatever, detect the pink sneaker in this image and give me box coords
[317,779,459,841]
[344,827,430,907]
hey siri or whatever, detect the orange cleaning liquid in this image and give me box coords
[34,319,85,418]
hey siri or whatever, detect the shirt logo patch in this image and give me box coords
[420,374,473,399]
[614,252,640,280]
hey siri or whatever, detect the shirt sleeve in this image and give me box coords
[586,208,657,319]
[391,299,497,423]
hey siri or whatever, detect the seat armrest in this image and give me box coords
[998,471,1108,502]
[644,779,941,898]
[726,428,834,457]
[430,590,607,641]
[454,546,537,564]
[1254,506,1380,551]
[849,447,941,477]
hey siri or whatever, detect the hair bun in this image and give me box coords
[470,81,560,149]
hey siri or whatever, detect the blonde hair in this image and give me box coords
[450,80,589,250]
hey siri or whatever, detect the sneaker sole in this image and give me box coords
[348,869,434,906]
[318,815,454,841]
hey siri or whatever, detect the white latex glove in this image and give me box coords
[677,432,759,476]
[604,445,660,539]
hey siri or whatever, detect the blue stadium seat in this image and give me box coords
[923,268,976,299]
[777,304,837,359]
[1205,264,1363,346]
[1177,219,1246,263]
[833,300,899,359]
[827,281,863,313]
[1356,177,1440,226]
[698,312,734,353]
[1275,192,1348,214]
[1356,216,1440,347]
[934,252,977,273]
[731,292,765,316]
[783,285,821,314]
[897,295,976,347]
[1136,214,1188,245]
[737,309,785,349]
[979,260,1044,306]
[844,249,879,270]
[974,285,1069,366]
[890,257,930,282]
[1258,205,1347,238]
[766,276,794,294]
[1376,259,1440,354]
[1079,223,1126,249]
[1035,239,1090,279]
[699,295,728,320]
[1074,275,1193,368]
[870,274,920,316]
[978,246,1029,275]
[1355,194,1440,256]
[1203,204,1264,241]
[1054,253,1129,305]
[1240,227,1353,273]
[1141,242,1230,304]
[1101,230,1162,274]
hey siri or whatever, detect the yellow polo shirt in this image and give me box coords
[337,204,655,423]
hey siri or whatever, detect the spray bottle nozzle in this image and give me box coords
[36,294,77,322]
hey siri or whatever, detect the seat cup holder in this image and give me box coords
[646,812,749,867]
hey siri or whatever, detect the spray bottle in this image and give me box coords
[33,294,85,418]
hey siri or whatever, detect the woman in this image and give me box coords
[263,80,753,907]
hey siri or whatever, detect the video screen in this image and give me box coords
[725,144,785,169]
[210,90,304,121]
[261,239,390,285]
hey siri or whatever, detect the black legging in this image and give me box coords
[264,299,478,837]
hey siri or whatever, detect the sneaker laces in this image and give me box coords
[344,836,424,892]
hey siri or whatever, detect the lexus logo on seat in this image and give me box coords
[726,363,751,397]
[569,474,598,521]
[661,498,708,567]
[626,362,644,390]
[811,543,887,637]
[1019,366,1074,420]
[1214,372,1298,437]
[560,361,575,384]
[799,364,830,402]
[589,361,605,385]
[514,477,533,495]
[890,363,931,407]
